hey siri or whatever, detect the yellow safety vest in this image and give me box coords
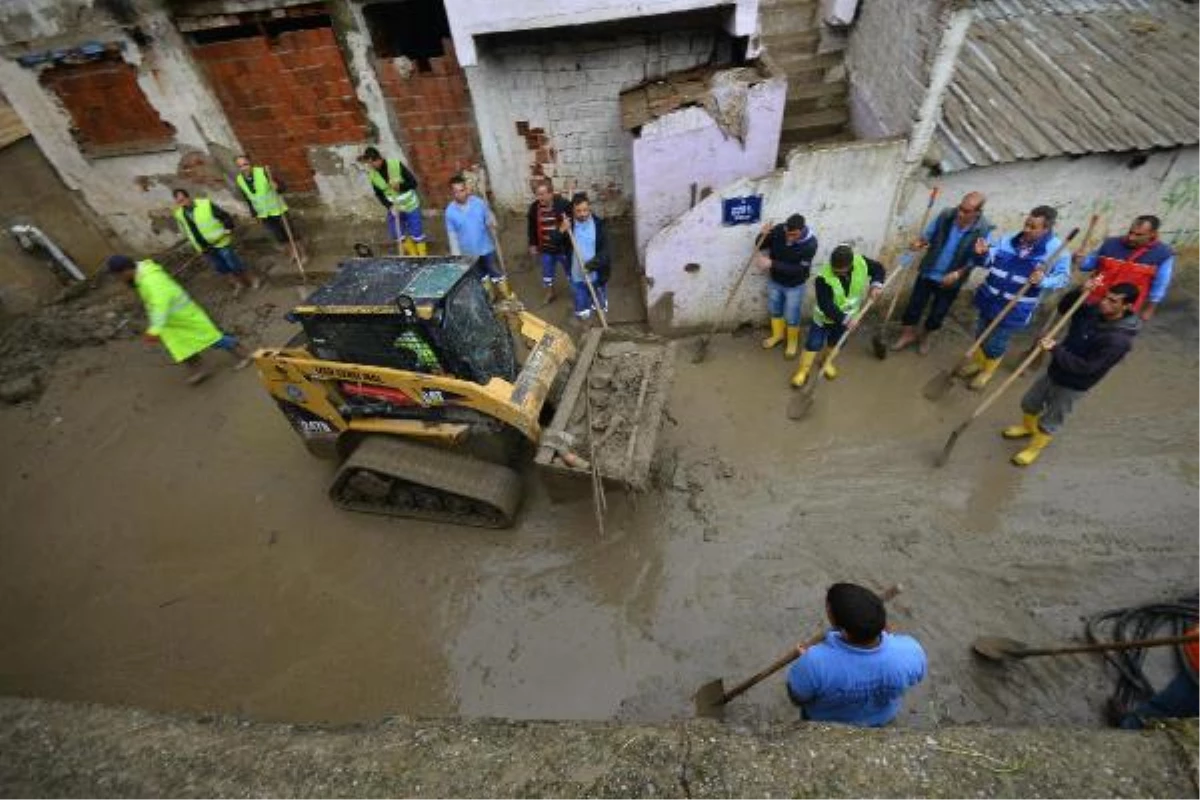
[174,198,232,252]
[369,158,420,213]
[813,253,869,326]
[236,166,287,218]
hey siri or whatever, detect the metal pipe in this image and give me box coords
[9,224,86,282]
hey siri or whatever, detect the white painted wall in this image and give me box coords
[632,70,786,261]
[444,0,758,66]
[644,138,909,332]
[465,29,722,213]
[899,149,1200,257]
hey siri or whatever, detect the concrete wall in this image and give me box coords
[644,137,908,332]
[845,0,949,140]
[0,136,114,317]
[465,28,726,214]
[443,0,759,66]
[898,148,1200,260]
[632,69,786,261]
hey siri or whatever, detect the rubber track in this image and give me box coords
[330,435,523,529]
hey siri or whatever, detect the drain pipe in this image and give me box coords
[9,223,86,282]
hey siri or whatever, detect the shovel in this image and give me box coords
[693,584,901,718]
[690,222,774,364]
[934,281,1096,467]
[922,226,1079,402]
[872,185,940,359]
[786,266,904,421]
[973,632,1198,663]
[564,225,608,330]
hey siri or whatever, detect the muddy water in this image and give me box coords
[0,264,1195,729]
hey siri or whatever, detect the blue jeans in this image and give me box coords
[572,275,607,318]
[205,246,246,275]
[768,280,806,327]
[974,315,1017,359]
[211,334,239,351]
[805,321,846,352]
[541,252,570,286]
[472,252,502,281]
[387,209,425,242]
[1118,672,1199,729]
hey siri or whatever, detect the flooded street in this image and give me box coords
[0,237,1195,731]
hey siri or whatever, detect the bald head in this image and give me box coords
[954,191,986,226]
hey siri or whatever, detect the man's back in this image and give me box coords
[787,630,927,727]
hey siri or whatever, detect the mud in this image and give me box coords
[0,217,1196,736]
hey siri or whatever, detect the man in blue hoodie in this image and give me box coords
[786,582,927,727]
[1002,281,1141,466]
[757,214,818,359]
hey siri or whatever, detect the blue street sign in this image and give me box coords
[722,195,763,226]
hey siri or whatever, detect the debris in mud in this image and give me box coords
[0,375,42,404]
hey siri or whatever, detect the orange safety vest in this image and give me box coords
[1087,244,1157,312]
[1186,625,1198,673]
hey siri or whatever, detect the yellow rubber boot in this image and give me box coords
[496,278,514,299]
[784,326,800,359]
[791,350,817,387]
[1002,413,1040,440]
[762,318,786,350]
[1012,429,1052,467]
[414,240,428,256]
[957,349,986,378]
[821,347,839,380]
[400,238,417,256]
[969,356,1001,391]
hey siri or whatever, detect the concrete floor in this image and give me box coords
[0,221,1196,731]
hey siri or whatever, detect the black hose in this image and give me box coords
[1085,593,1198,710]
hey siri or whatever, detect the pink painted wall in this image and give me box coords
[632,73,786,262]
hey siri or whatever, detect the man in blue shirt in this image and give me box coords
[786,582,927,727]
[445,175,512,301]
[892,191,991,355]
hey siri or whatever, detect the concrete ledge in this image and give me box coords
[0,697,1196,797]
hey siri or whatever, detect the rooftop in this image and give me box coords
[933,0,1199,172]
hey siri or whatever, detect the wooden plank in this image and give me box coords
[534,328,603,469]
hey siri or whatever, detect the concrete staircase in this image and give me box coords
[758,0,852,159]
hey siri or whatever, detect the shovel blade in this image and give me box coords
[787,390,814,421]
[693,678,728,719]
[935,425,963,468]
[871,333,888,360]
[922,369,955,401]
[971,636,1027,662]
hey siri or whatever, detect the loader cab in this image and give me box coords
[289,257,518,384]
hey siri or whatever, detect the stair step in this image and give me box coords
[786,79,848,102]
[760,30,821,54]
[770,49,844,71]
[759,4,820,34]
[781,107,850,137]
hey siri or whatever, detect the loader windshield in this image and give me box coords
[441,278,517,384]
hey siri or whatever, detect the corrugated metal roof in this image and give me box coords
[935,0,1198,171]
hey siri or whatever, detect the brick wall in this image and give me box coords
[467,28,724,211]
[374,37,480,200]
[191,24,369,192]
[845,0,948,139]
[39,55,176,157]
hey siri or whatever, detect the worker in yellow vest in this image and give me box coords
[107,254,253,385]
[791,244,885,387]
[172,188,260,297]
[361,146,426,256]
[234,156,303,258]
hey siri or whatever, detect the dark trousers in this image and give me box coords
[900,276,962,332]
[262,214,289,244]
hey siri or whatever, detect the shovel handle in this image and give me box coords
[1018,632,1198,659]
[704,223,775,339]
[719,585,902,704]
[564,225,609,330]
